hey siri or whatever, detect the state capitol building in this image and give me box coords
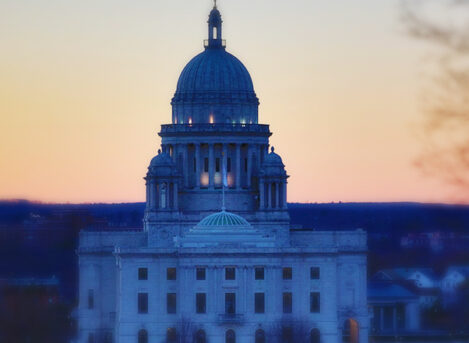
[78,4,368,343]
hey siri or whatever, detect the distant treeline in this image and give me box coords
[1,200,469,303]
[1,200,469,234]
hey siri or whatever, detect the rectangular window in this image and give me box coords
[283,267,292,280]
[138,292,148,314]
[254,292,265,313]
[196,293,206,314]
[216,158,220,172]
[87,289,94,309]
[225,267,236,280]
[196,267,206,280]
[310,267,320,280]
[167,293,177,314]
[310,292,320,313]
[283,292,292,313]
[227,158,231,172]
[167,267,177,280]
[193,157,197,172]
[225,293,236,314]
[255,267,265,280]
[138,268,148,280]
[204,158,209,172]
[244,158,248,172]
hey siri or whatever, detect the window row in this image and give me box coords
[136,292,321,314]
[134,327,321,343]
[137,266,321,281]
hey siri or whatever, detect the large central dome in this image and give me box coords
[175,49,255,94]
[171,6,259,125]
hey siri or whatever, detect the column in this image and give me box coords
[242,266,248,313]
[235,144,241,189]
[282,182,288,209]
[275,182,279,209]
[173,182,178,210]
[247,145,252,188]
[183,144,189,187]
[209,143,214,189]
[258,144,264,166]
[267,182,272,208]
[146,180,151,209]
[195,143,201,188]
[259,179,265,209]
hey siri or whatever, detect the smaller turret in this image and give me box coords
[259,147,289,210]
[144,149,181,215]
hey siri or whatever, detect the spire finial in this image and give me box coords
[214,0,217,8]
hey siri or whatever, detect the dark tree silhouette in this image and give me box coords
[267,317,313,343]
[401,0,469,199]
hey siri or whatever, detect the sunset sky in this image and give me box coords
[0,0,461,204]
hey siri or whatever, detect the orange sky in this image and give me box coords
[0,0,463,204]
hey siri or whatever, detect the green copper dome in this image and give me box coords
[196,210,250,228]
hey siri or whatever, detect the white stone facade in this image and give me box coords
[77,5,368,343]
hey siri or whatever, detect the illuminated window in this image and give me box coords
[188,117,192,125]
[210,115,214,124]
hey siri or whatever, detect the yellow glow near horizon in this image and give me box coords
[0,0,466,204]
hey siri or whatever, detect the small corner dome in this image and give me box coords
[150,150,174,167]
[263,147,284,166]
[196,210,251,229]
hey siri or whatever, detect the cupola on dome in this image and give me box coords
[171,4,259,126]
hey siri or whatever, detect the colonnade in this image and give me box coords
[259,180,287,210]
[161,142,269,190]
[146,179,178,211]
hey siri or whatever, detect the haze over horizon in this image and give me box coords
[1,0,465,204]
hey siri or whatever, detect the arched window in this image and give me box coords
[167,327,177,343]
[138,329,148,343]
[310,328,320,343]
[255,329,265,343]
[194,329,206,343]
[225,329,236,343]
[213,27,218,39]
[282,326,293,343]
[343,319,359,343]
